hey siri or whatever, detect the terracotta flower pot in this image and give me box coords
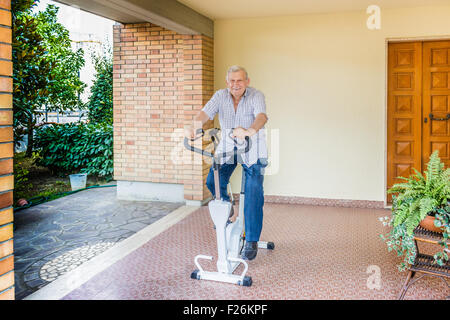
[17,198,28,207]
[419,215,445,233]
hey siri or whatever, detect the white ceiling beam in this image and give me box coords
[54,0,214,37]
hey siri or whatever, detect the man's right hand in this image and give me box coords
[184,125,195,140]
[184,125,203,140]
[185,113,208,139]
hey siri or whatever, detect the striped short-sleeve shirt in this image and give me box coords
[201,87,268,166]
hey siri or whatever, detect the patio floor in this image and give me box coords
[13,182,184,300]
[25,202,449,300]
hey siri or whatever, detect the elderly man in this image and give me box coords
[185,65,268,260]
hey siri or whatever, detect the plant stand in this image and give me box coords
[398,226,450,300]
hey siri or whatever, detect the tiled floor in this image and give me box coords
[53,203,448,299]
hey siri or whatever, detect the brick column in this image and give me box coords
[113,22,213,204]
[0,0,14,300]
[182,35,214,202]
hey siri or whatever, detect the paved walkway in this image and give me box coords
[13,182,183,300]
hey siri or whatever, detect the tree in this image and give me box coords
[12,0,86,156]
[12,0,53,156]
[35,5,86,110]
[87,49,113,125]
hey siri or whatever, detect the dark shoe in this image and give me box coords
[241,241,258,260]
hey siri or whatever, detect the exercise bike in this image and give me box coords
[184,128,274,287]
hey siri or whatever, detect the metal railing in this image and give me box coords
[35,108,88,125]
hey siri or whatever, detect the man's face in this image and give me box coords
[227,70,250,99]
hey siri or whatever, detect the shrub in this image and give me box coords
[34,122,113,178]
[13,151,33,197]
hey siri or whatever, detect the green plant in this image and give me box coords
[32,180,71,201]
[380,150,450,271]
[13,151,32,195]
[12,0,86,156]
[12,0,53,156]
[35,4,86,110]
[34,122,113,179]
[87,49,113,125]
[13,151,44,203]
[433,205,450,266]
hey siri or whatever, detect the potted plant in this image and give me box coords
[432,205,450,266]
[380,150,450,271]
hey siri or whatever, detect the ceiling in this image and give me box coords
[177,0,450,20]
[54,0,214,37]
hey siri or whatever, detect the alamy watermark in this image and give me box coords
[366,265,382,290]
[366,5,381,30]
[170,128,280,176]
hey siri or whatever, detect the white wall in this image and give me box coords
[214,5,450,202]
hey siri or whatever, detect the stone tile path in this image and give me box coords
[13,182,183,300]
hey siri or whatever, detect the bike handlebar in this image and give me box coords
[184,128,251,161]
[184,128,214,158]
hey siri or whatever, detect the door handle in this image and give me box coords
[429,113,450,121]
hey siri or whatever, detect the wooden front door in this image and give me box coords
[387,40,450,203]
[422,41,450,169]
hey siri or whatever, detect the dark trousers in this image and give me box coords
[206,158,267,242]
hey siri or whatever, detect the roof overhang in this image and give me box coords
[53,0,214,38]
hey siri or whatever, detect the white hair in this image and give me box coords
[226,65,248,81]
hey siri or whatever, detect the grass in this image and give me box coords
[14,151,110,208]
